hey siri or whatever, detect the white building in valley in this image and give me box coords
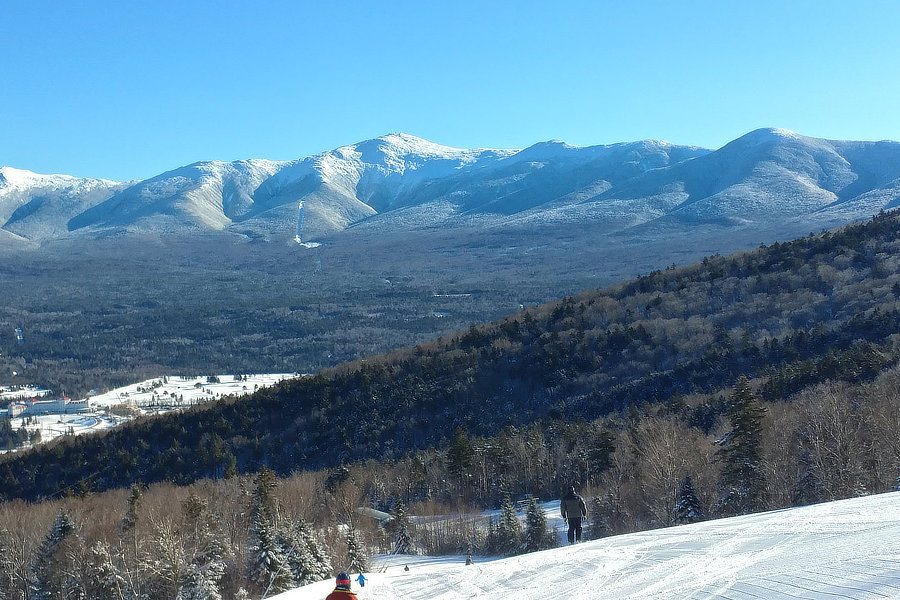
[18,396,92,415]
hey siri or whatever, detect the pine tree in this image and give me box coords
[446,427,475,493]
[345,525,369,574]
[716,376,768,516]
[30,509,76,600]
[390,501,413,555]
[673,476,704,524]
[296,518,332,583]
[522,496,554,552]
[277,524,312,589]
[119,483,144,600]
[82,541,126,600]
[178,494,227,600]
[277,517,331,587]
[234,588,250,600]
[491,495,523,556]
[247,468,294,596]
[584,495,607,540]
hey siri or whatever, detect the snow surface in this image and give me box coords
[275,491,900,600]
[0,385,51,401]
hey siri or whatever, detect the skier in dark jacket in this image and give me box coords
[560,486,587,544]
[325,572,358,600]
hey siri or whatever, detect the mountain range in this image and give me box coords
[4,128,900,246]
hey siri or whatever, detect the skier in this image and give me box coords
[356,573,367,587]
[325,572,358,600]
[560,486,587,544]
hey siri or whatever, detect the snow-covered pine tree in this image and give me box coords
[464,517,483,557]
[492,495,523,556]
[276,524,312,589]
[81,541,126,600]
[178,567,222,600]
[484,518,498,555]
[345,525,369,574]
[276,516,331,587]
[522,496,555,552]
[390,501,413,555]
[233,588,250,600]
[296,518,332,583]
[247,468,294,596]
[673,475,704,524]
[716,376,768,516]
[177,494,227,600]
[30,509,76,600]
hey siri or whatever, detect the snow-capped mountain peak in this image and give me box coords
[0,166,120,194]
[3,129,900,246]
[331,132,517,174]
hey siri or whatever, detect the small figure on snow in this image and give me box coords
[560,485,587,544]
[356,573,367,587]
[404,564,410,571]
[465,554,473,565]
[325,572,358,600]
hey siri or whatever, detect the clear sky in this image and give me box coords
[3,0,899,182]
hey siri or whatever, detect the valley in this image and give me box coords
[4,128,900,400]
[0,219,798,397]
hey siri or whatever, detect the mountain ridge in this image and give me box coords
[7,128,900,246]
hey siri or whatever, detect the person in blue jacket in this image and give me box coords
[356,573,367,587]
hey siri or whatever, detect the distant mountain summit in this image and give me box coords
[3,129,900,246]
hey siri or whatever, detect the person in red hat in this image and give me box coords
[325,572,358,600]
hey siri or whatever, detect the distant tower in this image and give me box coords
[295,201,304,244]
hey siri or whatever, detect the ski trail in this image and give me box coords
[274,491,900,600]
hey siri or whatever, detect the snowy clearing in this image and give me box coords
[276,491,900,600]
[3,374,298,449]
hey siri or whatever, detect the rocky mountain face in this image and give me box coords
[3,128,900,246]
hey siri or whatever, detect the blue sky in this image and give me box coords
[3,0,899,182]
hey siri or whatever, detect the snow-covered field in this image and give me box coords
[277,491,900,600]
[0,385,51,401]
[86,373,297,408]
[3,374,298,448]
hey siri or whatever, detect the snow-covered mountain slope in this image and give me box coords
[56,133,520,240]
[0,166,124,241]
[277,491,900,600]
[67,159,286,235]
[594,128,900,233]
[4,129,900,244]
[374,139,710,224]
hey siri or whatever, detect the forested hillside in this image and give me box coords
[4,211,900,503]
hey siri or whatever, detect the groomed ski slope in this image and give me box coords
[275,491,900,600]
